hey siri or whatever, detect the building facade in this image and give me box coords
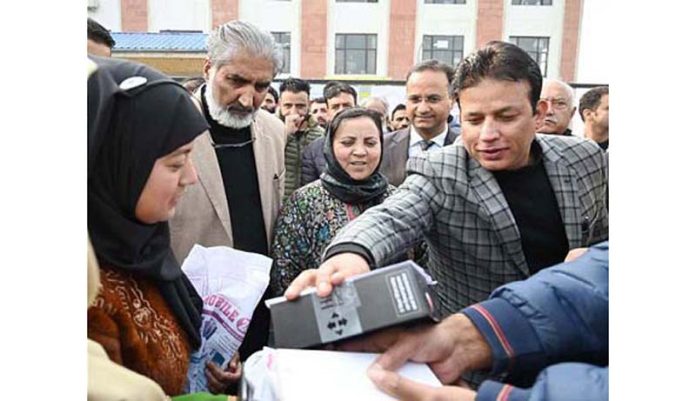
[89,0,583,82]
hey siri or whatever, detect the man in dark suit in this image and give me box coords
[380,60,459,186]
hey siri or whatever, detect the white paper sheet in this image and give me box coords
[272,348,442,401]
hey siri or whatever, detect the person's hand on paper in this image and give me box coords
[367,365,477,401]
[339,314,493,384]
[205,352,241,394]
[284,253,370,299]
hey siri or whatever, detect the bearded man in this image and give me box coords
[169,20,285,363]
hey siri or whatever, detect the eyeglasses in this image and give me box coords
[209,136,255,150]
[542,97,571,111]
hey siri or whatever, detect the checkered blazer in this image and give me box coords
[326,134,608,315]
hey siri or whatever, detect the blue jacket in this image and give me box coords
[461,242,608,401]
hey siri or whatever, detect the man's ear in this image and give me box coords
[582,108,592,123]
[534,99,549,129]
[570,106,577,119]
[203,59,212,81]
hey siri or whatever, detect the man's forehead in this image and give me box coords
[406,70,449,90]
[215,57,274,82]
[542,81,572,99]
[458,82,532,113]
[328,93,354,104]
[281,90,309,99]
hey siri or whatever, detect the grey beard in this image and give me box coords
[204,84,255,129]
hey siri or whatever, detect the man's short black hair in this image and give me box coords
[391,103,406,120]
[578,86,609,122]
[88,18,115,48]
[311,97,327,105]
[452,41,543,114]
[266,85,279,102]
[279,77,311,96]
[405,59,455,85]
[323,81,357,104]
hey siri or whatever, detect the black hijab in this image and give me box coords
[320,108,389,205]
[88,57,209,348]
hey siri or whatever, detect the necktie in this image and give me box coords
[419,140,434,151]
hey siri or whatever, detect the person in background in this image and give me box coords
[87,57,239,395]
[310,97,329,128]
[389,103,410,132]
[262,85,279,114]
[340,242,608,401]
[380,60,459,186]
[300,81,358,185]
[167,20,285,364]
[88,17,115,57]
[361,96,390,132]
[538,78,576,136]
[278,77,324,200]
[580,86,609,151]
[182,77,206,94]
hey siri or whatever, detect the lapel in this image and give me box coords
[466,152,529,276]
[538,138,583,248]
[192,131,233,242]
[444,126,459,146]
[383,129,410,183]
[394,130,410,177]
[251,117,273,237]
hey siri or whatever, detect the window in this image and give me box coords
[425,0,466,4]
[335,34,377,74]
[336,0,378,2]
[511,0,552,5]
[510,36,549,76]
[272,32,291,74]
[422,35,464,67]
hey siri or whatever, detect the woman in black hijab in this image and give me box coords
[270,108,425,296]
[87,57,234,395]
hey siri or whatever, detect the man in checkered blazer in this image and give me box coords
[285,41,608,317]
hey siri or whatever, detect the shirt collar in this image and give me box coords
[408,125,449,148]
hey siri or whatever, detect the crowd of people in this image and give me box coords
[88,16,609,401]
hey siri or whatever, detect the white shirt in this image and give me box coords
[407,125,449,158]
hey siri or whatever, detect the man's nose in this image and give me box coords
[416,100,429,113]
[544,100,555,115]
[480,119,499,141]
[238,88,254,108]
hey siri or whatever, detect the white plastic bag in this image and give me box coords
[181,244,272,393]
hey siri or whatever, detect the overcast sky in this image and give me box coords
[575,0,610,84]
